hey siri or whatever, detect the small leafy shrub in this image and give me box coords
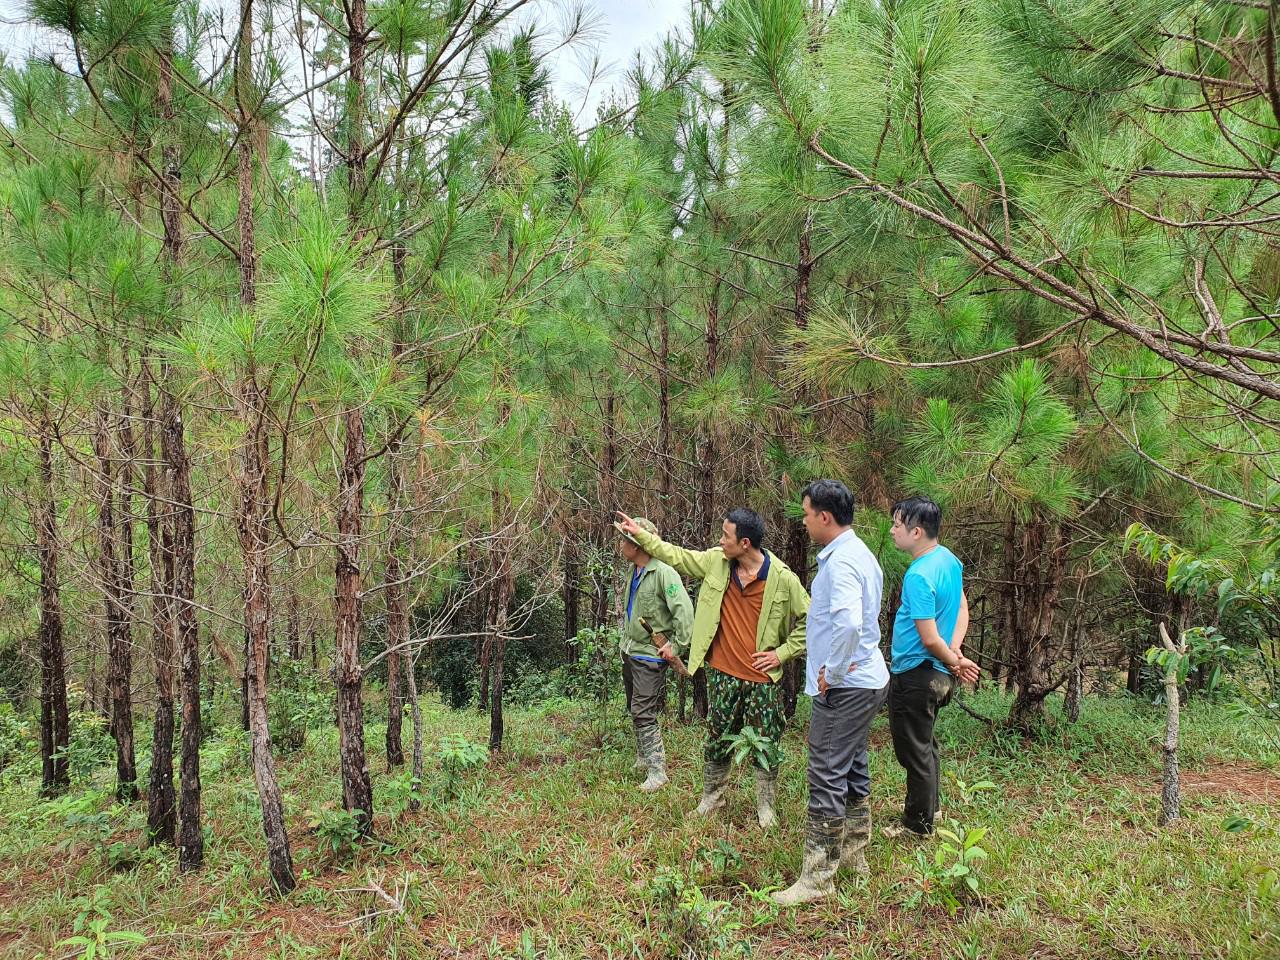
[382,767,424,818]
[647,867,747,958]
[437,735,488,800]
[54,709,115,784]
[720,726,780,771]
[907,820,990,914]
[269,657,331,753]
[0,702,36,781]
[697,839,744,878]
[306,804,363,860]
[946,772,999,807]
[60,889,145,960]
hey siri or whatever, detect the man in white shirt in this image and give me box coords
[774,479,890,906]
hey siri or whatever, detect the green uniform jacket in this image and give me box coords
[619,558,695,659]
[630,528,809,683]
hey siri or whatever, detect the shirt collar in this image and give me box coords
[818,528,857,562]
[731,551,770,588]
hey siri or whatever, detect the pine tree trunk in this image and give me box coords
[562,543,580,648]
[593,394,617,629]
[1008,520,1068,733]
[335,407,374,836]
[488,538,514,753]
[1157,623,1183,826]
[237,377,296,893]
[162,382,202,870]
[235,6,295,888]
[657,303,674,525]
[405,648,425,811]
[36,417,70,797]
[98,403,137,803]
[384,448,407,768]
[116,376,140,802]
[382,306,408,766]
[156,20,202,872]
[143,361,176,843]
[286,547,302,661]
[330,0,375,839]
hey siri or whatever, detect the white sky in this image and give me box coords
[0,0,689,121]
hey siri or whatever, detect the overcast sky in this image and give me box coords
[0,0,689,120]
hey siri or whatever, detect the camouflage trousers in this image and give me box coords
[704,667,786,770]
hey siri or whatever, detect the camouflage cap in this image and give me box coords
[613,516,658,545]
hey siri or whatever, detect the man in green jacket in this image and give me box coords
[616,517,694,793]
[616,508,809,828]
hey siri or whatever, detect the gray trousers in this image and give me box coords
[806,684,888,819]
[621,656,667,725]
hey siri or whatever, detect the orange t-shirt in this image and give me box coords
[707,572,770,683]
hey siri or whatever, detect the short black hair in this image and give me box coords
[724,507,765,549]
[802,479,855,526]
[893,496,942,540]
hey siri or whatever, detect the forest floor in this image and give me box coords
[1,687,1277,959]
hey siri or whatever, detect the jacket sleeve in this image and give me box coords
[633,528,718,581]
[772,572,810,665]
[661,566,695,657]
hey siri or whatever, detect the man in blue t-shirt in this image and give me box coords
[885,496,979,837]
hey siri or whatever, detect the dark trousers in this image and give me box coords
[806,684,888,819]
[888,664,954,834]
[621,656,667,725]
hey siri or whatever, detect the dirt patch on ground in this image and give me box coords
[1179,762,1280,803]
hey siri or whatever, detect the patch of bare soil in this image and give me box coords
[1179,761,1280,803]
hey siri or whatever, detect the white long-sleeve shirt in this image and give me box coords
[805,528,889,695]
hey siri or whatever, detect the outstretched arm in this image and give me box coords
[616,511,719,581]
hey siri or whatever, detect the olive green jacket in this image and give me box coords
[619,558,694,659]
[629,528,809,683]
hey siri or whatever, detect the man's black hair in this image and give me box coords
[892,495,942,540]
[802,479,855,526]
[724,507,766,549]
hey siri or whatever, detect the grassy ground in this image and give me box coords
[1,687,1277,959]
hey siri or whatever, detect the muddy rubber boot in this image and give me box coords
[755,766,778,830]
[631,720,646,772]
[639,724,669,793]
[772,814,843,906]
[840,799,871,876]
[693,758,732,816]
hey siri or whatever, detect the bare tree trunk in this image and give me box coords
[488,531,515,753]
[286,547,302,661]
[234,3,295,888]
[384,450,407,768]
[143,361,176,843]
[1157,623,1185,825]
[1065,614,1085,724]
[383,309,408,766]
[335,408,374,836]
[36,416,70,797]
[156,21,202,873]
[237,379,296,892]
[562,542,580,646]
[593,394,617,628]
[116,377,140,802]
[1008,520,1069,733]
[98,402,138,803]
[657,302,674,525]
[405,648,425,811]
[330,0,376,839]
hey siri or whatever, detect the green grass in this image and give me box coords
[1,688,1277,959]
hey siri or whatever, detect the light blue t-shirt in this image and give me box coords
[891,545,963,676]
